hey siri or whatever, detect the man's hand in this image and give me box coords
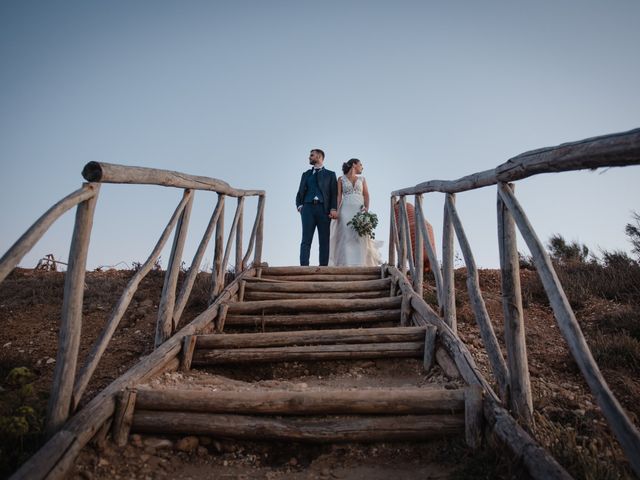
[297,206,302,213]
[329,210,338,220]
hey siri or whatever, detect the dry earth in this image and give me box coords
[0,267,638,479]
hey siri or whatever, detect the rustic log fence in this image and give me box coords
[0,162,265,439]
[389,127,640,476]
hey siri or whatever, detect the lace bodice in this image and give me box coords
[341,176,364,196]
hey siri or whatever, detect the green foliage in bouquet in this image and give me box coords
[347,208,379,239]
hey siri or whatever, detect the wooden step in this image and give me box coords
[195,326,427,349]
[245,278,390,292]
[134,387,466,415]
[224,309,401,328]
[261,274,380,282]
[243,290,389,301]
[261,266,382,276]
[227,296,401,315]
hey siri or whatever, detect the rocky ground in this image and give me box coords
[1,267,638,479]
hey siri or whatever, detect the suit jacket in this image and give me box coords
[296,168,338,214]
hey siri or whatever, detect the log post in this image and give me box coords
[465,386,484,450]
[173,195,225,326]
[219,196,244,285]
[216,304,230,332]
[498,182,640,475]
[243,194,265,267]
[442,193,457,331]
[497,183,533,425]
[45,185,100,436]
[210,194,226,300]
[397,198,407,273]
[155,189,194,347]
[254,194,265,266]
[235,196,244,272]
[389,196,397,266]
[423,325,437,371]
[446,194,510,401]
[413,194,424,293]
[112,388,137,447]
[180,335,197,371]
[400,293,412,326]
[415,196,444,309]
[399,196,416,280]
[238,280,246,302]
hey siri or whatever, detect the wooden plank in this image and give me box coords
[392,128,640,195]
[180,335,197,371]
[224,309,401,327]
[423,325,437,371]
[132,411,465,442]
[192,342,424,365]
[435,347,460,379]
[155,189,194,347]
[261,266,382,276]
[497,182,533,420]
[400,197,415,277]
[465,386,483,450]
[441,193,456,331]
[243,290,389,301]
[238,280,246,302]
[81,161,265,197]
[45,186,100,436]
[244,278,390,292]
[227,296,402,314]
[498,182,640,475]
[195,326,427,349]
[218,196,244,291]
[446,194,510,401]
[72,191,193,410]
[112,388,137,447]
[9,430,76,480]
[260,274,380,282]
[134,387,465,414]
[0,184,98,284]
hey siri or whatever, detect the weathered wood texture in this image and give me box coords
[389,196,398,265]
[224,310,400,328]
[155,190,194,347]
[227,296,402,315]
[465,386,484,449]
[217,196,244,292]
[392,127,640,195]
[260,274,380,282]
[243,290,389,301]
[196,327,427,349]
[45,187,100,436]
[134,387,465,414]
[112,389,137,447]
[415,200,443,307]
[180,335,197,371]
[413,194,424,292]
[193,342,424,365]
[11,269,255,480]
[253,194,265,266]
[71,191,193,409]
[498,182,640,475]
[497,183,533,423]
[81,161,265,197]
[210,194,226,299]
[243,194,265,267]
[262,266,382,276]
[441,193,457,331]
[422,325,437,371]
[245,278,390,292]
[235,197,244,271]
[132,412,465,442]
[446,195,509,401]
[0,184,98,284]
[399,197,416,278]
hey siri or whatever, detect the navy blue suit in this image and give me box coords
[296,167,338,266]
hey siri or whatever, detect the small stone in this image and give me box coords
[197,446,208,456]
[223,460,229,466]
[143,437,173,450]
[3,342,11,348]
[46,358,56,364]
[139,454,151,462]
[289,457,298,466]
[176,436,199,452]
[212,440,223,453]
[98,457,110,467]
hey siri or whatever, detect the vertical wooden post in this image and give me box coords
[415,196,444,309]
[400,293,412,326]
[112,388,137,447]
[235,196,244,273]
[497,182,533,426]
[465,386,484,450]
[180,335,197,371]
[211,194,226,301]
[155,189,194,347]
[397,198,407,273]
[218,197,244,287]
[238,280,246,302]
[243,194,265,267]
[423,325,437,371]
[399,196,415,278]
[254,194,265,266]
[389,196,397,266]
[45,185,100,436]
[217,304,230,332]
[413,194,424,294]
[442,193,457,331]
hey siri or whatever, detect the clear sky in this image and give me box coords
[1,1,639,271]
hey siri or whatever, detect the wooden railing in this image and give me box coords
[0,162,265,436]
[389,127,640,476]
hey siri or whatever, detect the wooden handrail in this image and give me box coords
[82,161,264,197]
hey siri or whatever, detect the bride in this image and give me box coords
[329,158,382,266]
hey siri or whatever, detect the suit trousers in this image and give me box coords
[300,203,330,266]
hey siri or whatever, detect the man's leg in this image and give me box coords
[317,207,331,266]
[299,205,316,266]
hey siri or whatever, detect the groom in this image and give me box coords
[296,149,338,266]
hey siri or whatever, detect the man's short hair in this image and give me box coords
[311,148,325,159]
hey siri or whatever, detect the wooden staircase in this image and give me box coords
[114,266,482,449]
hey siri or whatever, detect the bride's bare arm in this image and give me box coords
[336,176,343,212]
[362,177,370,211]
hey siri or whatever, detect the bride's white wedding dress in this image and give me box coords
[329,176,382,266]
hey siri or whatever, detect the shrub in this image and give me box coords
[625,211,640,260]
[547,234,590,265]
[591,331,640,373]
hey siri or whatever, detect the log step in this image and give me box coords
[261,266,382,276]
[227,296,402,315]
[131,412,465,442]
[134,387,466,415]
[224,310,401,328]
[244,278,390,292]
[192,342,423,365]
[261,274,381,282]
[195,326,427,349]
[243,290,389,301]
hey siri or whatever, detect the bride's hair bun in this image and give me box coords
[342,158,360,175]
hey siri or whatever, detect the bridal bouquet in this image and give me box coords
[347,208,379,239]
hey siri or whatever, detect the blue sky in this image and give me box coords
[1,1,639,270]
